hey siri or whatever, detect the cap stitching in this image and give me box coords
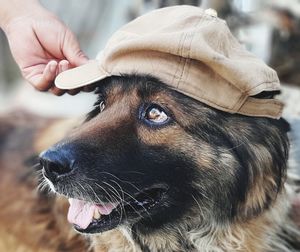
[176,35,189,88]
[246,80,280,95]
[171,28,185,87]
[175,26,190,88]
[238,110,282,118]
[184,16,205,85]
[171,10,197,87]
[232,94,248,111]
[231,79,280,110]
[238,97,284,118]
[242,97,284,106]
[204,21,280,96]
[177,14,204,88]
[167,85,282,118]
[238,105,283,118]
[179,76,239,110]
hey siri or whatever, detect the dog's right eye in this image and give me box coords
[140,103,171,126]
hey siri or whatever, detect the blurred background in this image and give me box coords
[0,0,299,163]
[0,2,300,250]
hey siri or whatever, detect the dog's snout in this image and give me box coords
[40,149,73,182]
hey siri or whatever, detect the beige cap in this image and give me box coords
[55,5,283,119]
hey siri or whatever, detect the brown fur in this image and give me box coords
[0,77,299,252]
[0,112,89,252]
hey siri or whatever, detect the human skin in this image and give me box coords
[0,0,88,95]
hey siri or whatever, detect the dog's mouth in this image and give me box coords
[68,186,168,234]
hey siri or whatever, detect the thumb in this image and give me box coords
[62,29,89,67]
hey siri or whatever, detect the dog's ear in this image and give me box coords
[233,118,289,220]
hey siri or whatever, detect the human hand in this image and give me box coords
[1,2,88,95]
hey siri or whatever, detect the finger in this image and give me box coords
[67,88,81,96]
[48,60,70,96]
[58,60,70,73]
[58,59,91,95]
[82,85,97,92]
[62,30,89,67]
[49,86,65,96]
[33,61,58,91]
[57,60,80,95]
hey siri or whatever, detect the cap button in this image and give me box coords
[205,8,218,17]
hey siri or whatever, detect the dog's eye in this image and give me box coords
[144,104,169,124]
[99,101,105,112]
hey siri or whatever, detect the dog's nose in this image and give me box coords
[40,149,73,182]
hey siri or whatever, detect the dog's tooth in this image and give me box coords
[93,209,101,220]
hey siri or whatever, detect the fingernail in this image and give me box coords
[62,62,69,72]
[50,64,56,72]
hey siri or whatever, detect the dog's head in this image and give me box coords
[40,75,290,235]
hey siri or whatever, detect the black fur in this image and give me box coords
[40,75,291,250]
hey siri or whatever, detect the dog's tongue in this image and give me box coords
[67,198,117,229]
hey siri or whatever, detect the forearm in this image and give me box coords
[0,0,42,30]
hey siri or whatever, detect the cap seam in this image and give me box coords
[238,97,284,118]
[246,80,280,95]
[166,10,199,87]
[177,14,205,89]
[175,13,196,88]
[238,107,283,118]
[175,35,188,88]
[184,15,206,86]
[170,9,195,87]
[179,78,242,110]
[232,94,248,111]
[244,98,283,105]
[238,110,282,119]
[99,63,109,75]
[175,88,282,118]
[172,28,186,87]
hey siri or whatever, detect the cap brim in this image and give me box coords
[55,60,108,89]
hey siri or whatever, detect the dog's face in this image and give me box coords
[40,75,289,235]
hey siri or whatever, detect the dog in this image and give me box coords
[35,74,299,251]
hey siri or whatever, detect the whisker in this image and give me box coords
[95,182,125,225]
[94,172,143,192]
[109,179,152,220]
[101,181,126,223]
[31,163,42,169]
